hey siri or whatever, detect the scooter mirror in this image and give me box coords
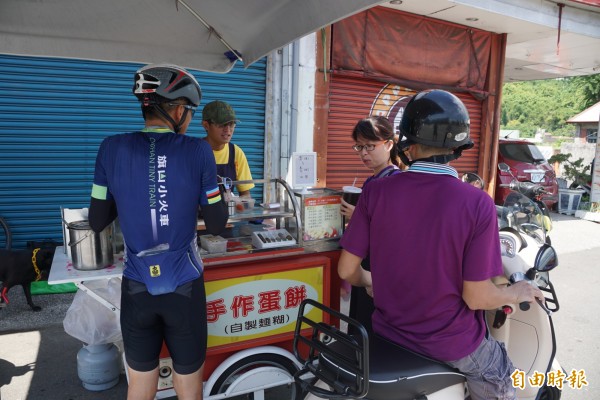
[461,172,484,189]
[534,243,558,272]
[498,163,510,173]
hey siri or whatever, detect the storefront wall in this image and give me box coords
[315,6,506,192]
[325,75,482,189]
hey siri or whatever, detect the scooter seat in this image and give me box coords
[320,334,465,400]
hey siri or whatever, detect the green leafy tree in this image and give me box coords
[570,73,600,109]
[501,77,593,137]
[547,153,591,188]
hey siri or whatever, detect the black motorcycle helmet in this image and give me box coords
[133,64,201,133]
[398,89,473,164]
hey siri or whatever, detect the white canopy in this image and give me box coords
[0,0,384,72]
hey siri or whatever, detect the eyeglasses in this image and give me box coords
[352,140,389,152]
[168,103,197,117]
[209,121,237,130]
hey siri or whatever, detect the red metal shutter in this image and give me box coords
[452,92,482,174]
[325,75,481,189]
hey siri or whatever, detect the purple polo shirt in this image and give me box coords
[340,162,502,361]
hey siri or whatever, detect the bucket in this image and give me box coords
[67,220,114,270]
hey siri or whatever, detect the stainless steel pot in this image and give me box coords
[67,220,114,270]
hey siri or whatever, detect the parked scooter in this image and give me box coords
[497,162,553,243]
[292,189,562,400]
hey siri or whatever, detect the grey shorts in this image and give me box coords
[447,334,516,400]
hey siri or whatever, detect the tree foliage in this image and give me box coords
[500,74,600,138]
[547,153,592,188]
[571,74,600,109]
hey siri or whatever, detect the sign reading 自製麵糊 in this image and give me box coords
[205,266,324,348]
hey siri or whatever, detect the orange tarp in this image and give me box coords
[331,7,495,97]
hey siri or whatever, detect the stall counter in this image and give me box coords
[48,241,344,398]
[160,240,343,391]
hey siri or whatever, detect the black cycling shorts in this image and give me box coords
[120,276,207,375]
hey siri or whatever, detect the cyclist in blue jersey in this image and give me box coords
[89,64,228,400]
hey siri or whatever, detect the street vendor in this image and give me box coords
[201,100,255,197]
[89,63,228,400]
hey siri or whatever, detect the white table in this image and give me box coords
[48,246,125,314]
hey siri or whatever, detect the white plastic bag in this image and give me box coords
[63,277,122,345]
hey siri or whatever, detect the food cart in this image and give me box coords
[49,178,345,399]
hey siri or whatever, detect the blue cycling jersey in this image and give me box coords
[92,128,220,294]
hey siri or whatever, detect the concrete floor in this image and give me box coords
[0,292,129,400]
[1,210,599,400]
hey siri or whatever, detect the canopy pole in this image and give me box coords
[556,3,565,55]
[176,0,243,62]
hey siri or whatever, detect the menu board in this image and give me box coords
[302,195,342,241]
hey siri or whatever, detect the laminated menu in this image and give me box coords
[302,195,342,241]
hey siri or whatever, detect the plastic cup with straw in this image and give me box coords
[342,177,362,206]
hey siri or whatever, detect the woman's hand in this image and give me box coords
[340,198,355,219]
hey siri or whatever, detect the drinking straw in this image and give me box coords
[352,177,357,187]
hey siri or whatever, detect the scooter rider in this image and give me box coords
[338,89,545,400]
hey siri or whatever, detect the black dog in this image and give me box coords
[0,247,55,311]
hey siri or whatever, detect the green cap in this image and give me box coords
[202,100,239,124]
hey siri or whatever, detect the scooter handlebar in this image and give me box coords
[510,274,551,315]
[518,299,553,315]
[501,180,547,198]
[511,273,533,312]
[510,180,544,193]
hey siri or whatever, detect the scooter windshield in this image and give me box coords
[499,192,547,245]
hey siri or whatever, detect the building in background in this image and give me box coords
[1,0,600,247]
[568,101,600,144]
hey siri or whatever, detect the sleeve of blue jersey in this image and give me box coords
[199,141,221,206]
